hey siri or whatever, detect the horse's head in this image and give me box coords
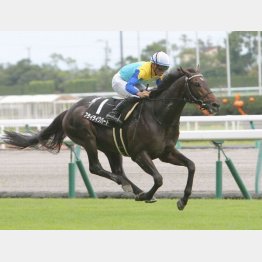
[180,66,220,115]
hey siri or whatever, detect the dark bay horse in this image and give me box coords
[3,67,220,210]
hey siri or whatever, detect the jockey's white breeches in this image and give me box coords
[112,72,146,98]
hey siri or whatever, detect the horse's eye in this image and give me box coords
[194,82,201,87]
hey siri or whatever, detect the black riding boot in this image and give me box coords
[106,96,140,127]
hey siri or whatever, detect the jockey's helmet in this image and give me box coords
[150,51,170,67]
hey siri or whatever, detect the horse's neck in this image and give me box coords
[153,79,186,126]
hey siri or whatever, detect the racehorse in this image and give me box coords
[3,67,220,210]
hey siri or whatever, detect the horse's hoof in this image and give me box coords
[177,199,185,211]
[122,184,133,193]
[135,192,145,201]
[119,177,133,193]
[135,192,157,203]
[145,197,157,203]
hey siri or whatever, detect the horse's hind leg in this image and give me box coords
[159,147,195,211]
[104,151,143,195]
[83,143,123,184]
[73,132,123,185]
[64,110,123,186]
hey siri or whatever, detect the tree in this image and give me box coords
[114,55,138,69]
[229,31,257,75]
[180,34,193,48]
[140,40,167,61]
[49,53,78,71]
[0,32,260,95]
[92,66,117,91]
[4,59,42,86]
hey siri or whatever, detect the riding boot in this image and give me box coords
[106,96,140,127]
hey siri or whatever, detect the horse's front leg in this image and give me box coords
[132,151,163,202]
[159,147,195,211]
[104,151,143,195]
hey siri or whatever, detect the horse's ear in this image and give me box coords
[195,64,200,72]
[180,66,190,77]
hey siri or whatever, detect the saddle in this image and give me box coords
[83,97,139,127]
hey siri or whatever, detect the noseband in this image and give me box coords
[184,74,213,110]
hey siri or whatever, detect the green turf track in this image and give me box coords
[0,198,261,230]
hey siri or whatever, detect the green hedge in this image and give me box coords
[25,80,56,94]
[0,85,25,95]
[62,79,97,93]
[206,75,258,89]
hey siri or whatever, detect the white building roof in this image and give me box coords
[0,94,77,104]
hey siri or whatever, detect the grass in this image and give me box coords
[0,198,261,230]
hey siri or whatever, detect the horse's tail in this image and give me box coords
[3,110,68,153]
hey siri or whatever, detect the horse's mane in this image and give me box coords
[150,68,197,98]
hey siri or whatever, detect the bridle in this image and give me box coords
[184,73,213,110]
[148,71,215,125]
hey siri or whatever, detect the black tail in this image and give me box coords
[3,110,68,153]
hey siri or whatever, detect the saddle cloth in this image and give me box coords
[83,97,139,127]
[83,96,139,156]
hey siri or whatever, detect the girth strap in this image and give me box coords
[113,128,129,156]
[112,102,139,156]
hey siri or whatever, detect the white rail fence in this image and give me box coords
[180,115,262,130]
[1,115,262,136]
[1,115,262,137]
[1,115,262,194]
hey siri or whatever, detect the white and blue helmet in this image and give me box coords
[150,51,170,67]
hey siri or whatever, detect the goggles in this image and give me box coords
[156,65,169,71]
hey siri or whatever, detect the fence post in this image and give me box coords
[75,159,97,198]
[216,160,223,199]
[212,140,252,199]
[225,158,252,199]
[68,162,76,198]
[213,141,223,198]
[255,141,262,194]
[68,142,76,198]
[249,121,260,148]
[64,141,96,198]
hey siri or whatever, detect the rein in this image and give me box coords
[148,73,213,106]
[143,72,213,126]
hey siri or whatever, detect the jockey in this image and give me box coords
[105,51,170,127]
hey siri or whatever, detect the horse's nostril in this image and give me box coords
[212,102,220,108]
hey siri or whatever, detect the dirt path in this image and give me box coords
[0,147,261,198]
